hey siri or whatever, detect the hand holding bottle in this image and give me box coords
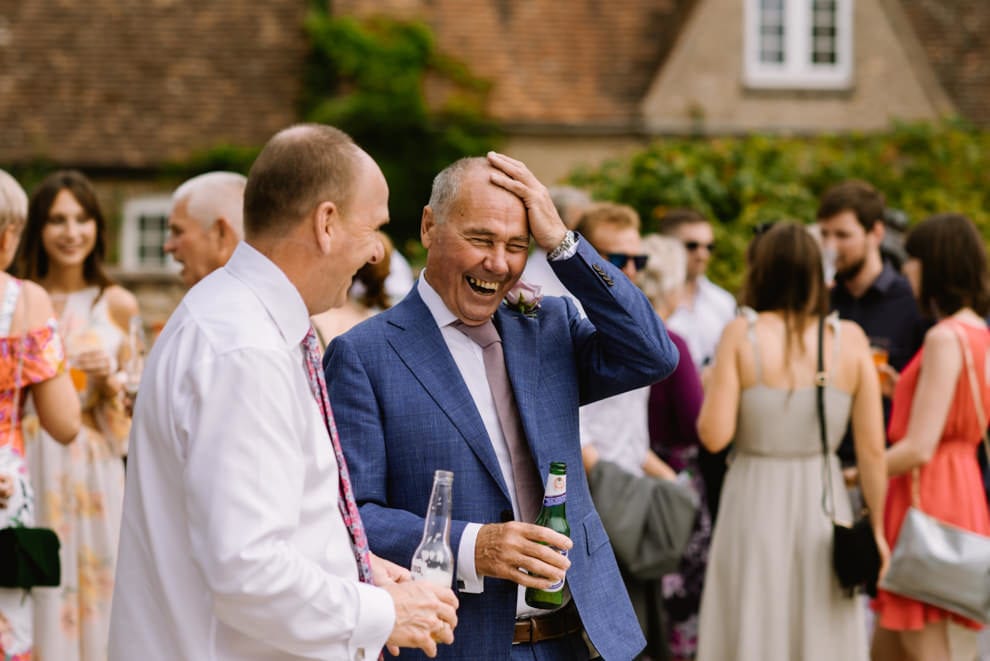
[381,579,458,657]
[474,522,572,590]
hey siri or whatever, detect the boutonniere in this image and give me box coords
[503,280,543,318]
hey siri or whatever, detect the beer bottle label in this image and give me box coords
[542,474,566,505]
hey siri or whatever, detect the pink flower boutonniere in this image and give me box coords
[504,280,543,318]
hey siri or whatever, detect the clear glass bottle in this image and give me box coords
[123,315,146,397]
[410,469,454,587]
[525,462,570,609]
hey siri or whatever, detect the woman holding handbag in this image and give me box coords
[696,223,889,661]
[870,213,990,661]
[0,169,81,659]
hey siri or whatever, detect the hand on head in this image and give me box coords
[486,152,568,252]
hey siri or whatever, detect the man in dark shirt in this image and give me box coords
[817,180,927,466]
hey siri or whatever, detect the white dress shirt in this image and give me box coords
[666,275,737,369]
[579,387,651,477]
[109,243,394,661]
[416,275,549,619]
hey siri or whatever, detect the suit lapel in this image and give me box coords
[495,308,546,484]
[385,290,511,500]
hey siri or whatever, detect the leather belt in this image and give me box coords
[512,601,583,645]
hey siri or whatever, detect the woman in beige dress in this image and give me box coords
[16,170,138,661]
[695,223,889,661]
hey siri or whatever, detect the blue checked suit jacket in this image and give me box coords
[324,238,679,660]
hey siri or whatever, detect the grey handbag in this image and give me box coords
[879,322,990,623]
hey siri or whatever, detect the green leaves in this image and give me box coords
[570,121,990,294]
[302,11,500,247]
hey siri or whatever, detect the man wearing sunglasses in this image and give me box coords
[658,209,737,523]
[658,209,736,371]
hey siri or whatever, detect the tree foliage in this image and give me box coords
[303,8,501,250]
[569,120,990,294]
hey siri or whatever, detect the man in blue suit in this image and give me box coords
[325,152,679,660]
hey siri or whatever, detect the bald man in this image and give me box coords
[164,171,246,287]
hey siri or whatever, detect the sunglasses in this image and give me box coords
[683,241,715,253]
[606,253,649,271]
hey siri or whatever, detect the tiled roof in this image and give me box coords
[334,0,699,129]
[897,0,990,125]
[0,1,308,167]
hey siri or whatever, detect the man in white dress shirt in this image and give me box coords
[164,170,247,287]
[109,124,458,660]
[659,208,736,370]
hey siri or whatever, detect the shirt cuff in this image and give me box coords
[456,523,484,593]
[349,582,396,659]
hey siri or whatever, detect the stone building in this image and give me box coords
[1,0,988,328]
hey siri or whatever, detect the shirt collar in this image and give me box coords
[835,261,899,298]
[417,271,469,329]
[224,242,311,345]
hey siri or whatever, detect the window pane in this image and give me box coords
[811,0,837,64]
[137,214,169,267]
[759,0,786,64]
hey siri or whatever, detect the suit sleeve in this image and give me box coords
[551,236,680,405]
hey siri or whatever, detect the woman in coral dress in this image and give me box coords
[871,213,990,661]
[0,169,80,660]
[15,171,138,661]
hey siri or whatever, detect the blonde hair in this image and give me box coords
[0,169,27,233]
[638,234,687,311]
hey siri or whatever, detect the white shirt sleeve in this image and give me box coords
[179,347,394,658]
[456,523,484,592]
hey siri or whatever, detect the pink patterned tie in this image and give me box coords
[302,328,374,585]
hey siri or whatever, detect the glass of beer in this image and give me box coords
[869,337,890,390]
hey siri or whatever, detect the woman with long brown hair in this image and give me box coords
[696,222,888,660]
[871,213,990,661]
[16,170,138,661]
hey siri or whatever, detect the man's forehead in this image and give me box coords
[676,222,712,238]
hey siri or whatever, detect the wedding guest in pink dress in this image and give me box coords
[0,169,80,661]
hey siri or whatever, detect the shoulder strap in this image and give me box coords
[0,278,22,336]
[817,315,837,520]
[827,311,841,372]
[953,322,990,459]
[741,306,762,384]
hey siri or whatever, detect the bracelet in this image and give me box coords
[547,231,578,261]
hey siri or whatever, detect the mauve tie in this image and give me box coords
[454,319,543,523]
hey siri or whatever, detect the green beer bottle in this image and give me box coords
[525,462,570,609]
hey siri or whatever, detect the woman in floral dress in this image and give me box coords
[0,169,80,660]
[16,171,138,661]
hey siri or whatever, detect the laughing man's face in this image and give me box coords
[421,167,530,326]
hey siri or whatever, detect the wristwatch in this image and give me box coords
[547,231,578,261]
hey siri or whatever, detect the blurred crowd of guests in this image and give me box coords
[1,149,989,661]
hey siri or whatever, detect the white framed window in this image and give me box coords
[119,195,179,274]
[743,0,853,90]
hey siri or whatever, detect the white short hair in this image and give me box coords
[172,171,247,239]
[0,169,27,232]
[639,234,687,309]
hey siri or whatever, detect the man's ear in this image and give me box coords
[869,220,886,246]
[421,206,436,249]
[313,201,338,255]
